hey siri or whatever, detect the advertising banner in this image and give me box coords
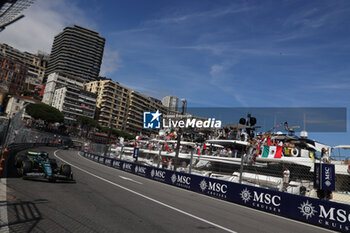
[82,152,350,232]
[133,147,139,159]
[321,164,336,191]
[314,163,336,191]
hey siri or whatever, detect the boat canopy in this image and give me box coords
[333,145,350,150]
[205,139,249,147]
[167,140,196,147]
[271,134,298,140]
[149,139,196,147]
[205,143,224,148]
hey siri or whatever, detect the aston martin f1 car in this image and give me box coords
[14,151,73,182]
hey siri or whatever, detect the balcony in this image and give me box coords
[104,82,116,88]
[104,88,114,94]
[101,102,112,108]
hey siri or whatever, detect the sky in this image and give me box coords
[0,0,350,146]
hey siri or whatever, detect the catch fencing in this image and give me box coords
[85,142,350,207]
[82,150,350,233]
[0,107,71,176]
[0,108,67,149]
[196,146,350,205]
[84,143,108,156]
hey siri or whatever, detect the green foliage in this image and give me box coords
[121,131,136,140]
[25,103,64,123]
[21,90,42,101]
[33,95,42,101]
[76,115,99,128]
[71,127,79,133]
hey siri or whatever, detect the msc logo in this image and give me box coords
[105,158,112,166]
[171,174,191,185]
[199,179,227,194]
[135,166,146,174]
[299,200,317,220]
[239,188,281,206]
[240,188,281,213]
[151,169,166,179]
[143,110,161,129]
[113,160,121,168]
[123,163,132,171]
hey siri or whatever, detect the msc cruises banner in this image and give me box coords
[83,152,350,232]
[314,163,336,191]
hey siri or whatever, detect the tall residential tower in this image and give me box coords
[45,25,105,82]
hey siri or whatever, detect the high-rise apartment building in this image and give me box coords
[0,0,34,32]
[45,25,105,82]
[51,86,96,124]
[0,54,27,96]
[43,72,85,105]
[127,91,167,134]
[162,95,179,112]
[0,43,49,90]
[43,72,96,124]
[85,80,167,134]
[85,80,130,129]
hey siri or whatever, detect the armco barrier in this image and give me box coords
[82,152,350,233]
[1,143,61,178]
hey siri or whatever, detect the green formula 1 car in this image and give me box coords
[14,151,73,182]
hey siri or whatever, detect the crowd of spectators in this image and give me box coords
[136,128,332,166]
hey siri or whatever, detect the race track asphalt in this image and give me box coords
[2,147,335,233]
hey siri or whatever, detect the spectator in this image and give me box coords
[283,167,290,191]
[162,158,168,169]
[228,148,233,157]
[168,159,174,170]
[233,149,238,158]
[321,148,331,163]
[266,133,272,146]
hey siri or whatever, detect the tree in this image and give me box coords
[22,89,42,101]
[76,115,99,128]
[25,103,64,123]
[77,115,99,137]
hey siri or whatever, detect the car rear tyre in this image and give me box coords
[15,155,26,168]
[21,160,32,175]
[60,164,71,177]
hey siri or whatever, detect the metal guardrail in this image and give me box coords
[82,151,350,233]
[86,143,350,204]
[0,106,71,177]
[0,142,61,178]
